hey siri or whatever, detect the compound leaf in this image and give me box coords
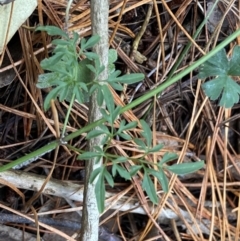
[199,46,240,108]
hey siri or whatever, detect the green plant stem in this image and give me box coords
[1,28,240,172]
[61,93,75,138]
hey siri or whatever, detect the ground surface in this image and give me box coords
[0,0,240,240]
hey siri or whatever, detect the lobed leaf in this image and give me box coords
[199,46,240,108]
[198,48,228,79]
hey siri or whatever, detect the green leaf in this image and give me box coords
[41,61,70,76]
[86,129,109,139]
[93,146,104,153]
[35,25,68,39]
[95,172,105,213]
[78,59,93,82]
[118,120,138,133]
[140,119,152,147]
[109,82,123,91]
[202,75,240,108]
[89,166,104,183]
[142,174,158,204]
[148,168,169,192]
[51,39,70,46]
[202,76,225,100]
[104,169,114,187]
[111,106,121,123]
[219,77,240,108]
[228,46,240,75]
[102,84,114,114]
[97,86,104,106]
[112,163,117,177]
[159,169,169,192]
[80,38,87,50]
[148,144,164,153]
[101,135,109,146]
[115,164,131,180]
[84,52,99,60]
[40,52,65,69]
[89,84,98,95]
[82,35,100,50]
[118,132,132,141]
[100,109,111,124]
[115,73,144,84]
[108,49,118,64]
[165,161,205,175]
[129,165,142,176]
[86,64,97,74]
[134,138,146,149]
[198,48,229,78]
[113,156,128,163]
[72,31,80,44]
[37,73,58,88]
[58,84,70,102]
[44,85,63,110]
[108,70,121,82]
[159,152,178,165]
[73,86,84,104]
[77,81,88,92]
[199,46,240,108]
[93,57,104,76]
